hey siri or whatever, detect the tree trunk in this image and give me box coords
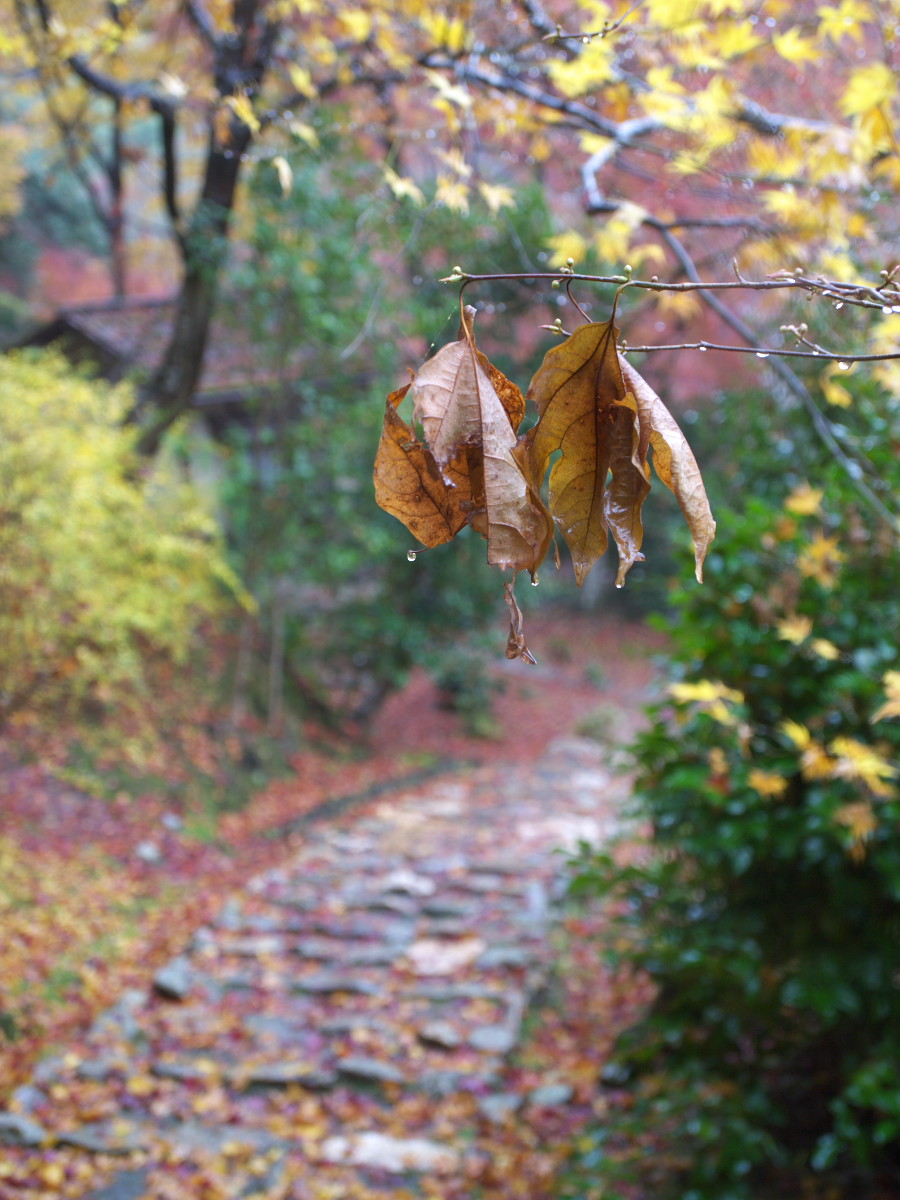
[133,132,250,456]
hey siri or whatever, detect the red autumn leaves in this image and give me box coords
[374,306,715,661]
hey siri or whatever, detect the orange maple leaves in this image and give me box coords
[374,305,715,661]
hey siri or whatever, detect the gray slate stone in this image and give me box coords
[469,1025,518,1054]
[241,1062,338,1090]
[337,1056,406,1085]
[0,1112,47,1146]
[478,1092,524,1122]
[292,972,381,996]
[417,1020,462,1049]
[528,1082,574,1107]
[476,946,533,969]
[153,955,193,1000]
[57,1121,146,1154]
[86,1168,150,1200]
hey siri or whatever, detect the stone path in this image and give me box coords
[0,737,631,1200]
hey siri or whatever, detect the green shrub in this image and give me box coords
[0,350,242,728]
[567,376,900,1198]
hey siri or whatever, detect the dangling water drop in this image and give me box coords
[698,345,707,352]
[615,582,624,589]
[833,300,844,310]
[531,574,540,587]
[838,361,850,370]
[755,351,769,359]
[407,549,417,562]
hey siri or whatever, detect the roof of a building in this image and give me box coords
[22,294,303,402]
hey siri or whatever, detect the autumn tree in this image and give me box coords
[3,0,899,460]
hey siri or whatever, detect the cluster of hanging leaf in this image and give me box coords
[374,305,715,663]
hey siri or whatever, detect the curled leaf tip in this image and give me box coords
[504,580,537,665]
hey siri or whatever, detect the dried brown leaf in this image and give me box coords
[619,357,716,581]
[504,579,537,665]
[525,320,637,585]
[372,382,473,549]
[410,308,552,575]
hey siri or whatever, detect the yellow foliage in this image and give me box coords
[545,229,590,269]
[776,614,813,644]
[817,0,874,42]
[383,165,425,206]
[834,800,877,860]
[0,351,242,725]
[780,719,811,749]
[840,61,896,118]
[548,39,616,98]
[784,482,824,515]
[829,736,897,797]
[593,201,650,265]
[811,637,841,661]
[707,18,763,59]
[773,28,821,63]
[748,768,789,798]
[434,174,469,213]
[797,531,846,587]
[820,362,855,408]
[873,671,900,722]
[669,679,744,725]
[478,181,515,214]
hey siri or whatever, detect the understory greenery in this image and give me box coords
[218,139,555,728]
[566,370,900,1198]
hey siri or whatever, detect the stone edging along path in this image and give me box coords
[0,736,633,1200]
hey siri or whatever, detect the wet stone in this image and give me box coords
[156,1120,283,1157]
[0,1112,47,1147]
[320,1131,458,1175]
[337,1056,406,1085]
[350,894,419,917]
[410,983,505,1002]
[86,1168,150,1200]
[240,1062,338,1090]
[215,934,286,956]
[476,946,533,969]
[418,1070,469,1097]
[57,1121,147,1155]
[151,1058,222,1083]
[153,955,193,1001]
[469,1025,518,1055]
[320,1016,393,1036]
[528,1082,575,1107]
[478,1092,524,1122]
[420,918,472,938]
[417,1020,462,1050]
[421,900,476,919]
[343,944,402,966]
[292,972,381,996]
[380,868,436,896]
[77,1057,127,1082]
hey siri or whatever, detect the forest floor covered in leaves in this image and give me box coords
[0,612,663,1198]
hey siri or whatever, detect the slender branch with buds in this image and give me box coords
[442,264,900,534]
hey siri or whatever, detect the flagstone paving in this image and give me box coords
[0,736,633,1199]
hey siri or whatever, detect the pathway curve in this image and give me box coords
[0,737,632,1200]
